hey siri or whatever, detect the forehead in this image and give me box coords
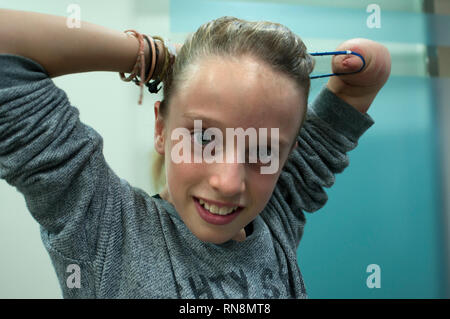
[170,55,305,141]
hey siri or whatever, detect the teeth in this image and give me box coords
[198,198,239,215]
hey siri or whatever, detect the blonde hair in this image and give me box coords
[151,16,315,193]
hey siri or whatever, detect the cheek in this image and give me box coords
[166,160,205,195]
[164,134,208,192]
[247,170,280,210]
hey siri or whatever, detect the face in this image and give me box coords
[154,55,305,244]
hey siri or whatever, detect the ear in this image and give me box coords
[154,101,166,155]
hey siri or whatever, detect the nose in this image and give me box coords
[208,151,246,197]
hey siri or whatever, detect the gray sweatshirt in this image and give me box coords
[0,54,374,298]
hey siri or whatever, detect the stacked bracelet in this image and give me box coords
[120,30,174,105]
[145,36,174,94]
[142,35,153,81]
[145,36,163,94]
[119,29,148,105]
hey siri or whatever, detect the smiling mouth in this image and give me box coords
[194,197,243,216]
[193,196,243,226]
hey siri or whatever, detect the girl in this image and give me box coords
[0,10,390,298]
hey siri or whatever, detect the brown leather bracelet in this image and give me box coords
[143,35,153,80]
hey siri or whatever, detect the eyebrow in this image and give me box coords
[183,112,224,127]
[182,111,290,148]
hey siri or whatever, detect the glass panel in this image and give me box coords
[213,0,425,12]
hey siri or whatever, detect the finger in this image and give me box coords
[331,53,364,74]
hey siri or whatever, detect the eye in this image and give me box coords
[192,130,214,146]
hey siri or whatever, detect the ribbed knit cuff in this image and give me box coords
[310,86,375,140]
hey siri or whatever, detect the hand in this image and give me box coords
[326,38,391,113]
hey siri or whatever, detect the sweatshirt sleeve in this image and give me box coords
[0,54,112,264]
[264,86,375,247]
[279,86,375,213]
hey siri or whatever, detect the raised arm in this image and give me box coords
[266,39,391,247]
[0,8,165,78]
[0,9,167,296]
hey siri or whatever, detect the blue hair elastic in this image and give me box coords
[309,50,366,79]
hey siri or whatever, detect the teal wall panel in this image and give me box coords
[171,0,450,46]
[301,77,444,298]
